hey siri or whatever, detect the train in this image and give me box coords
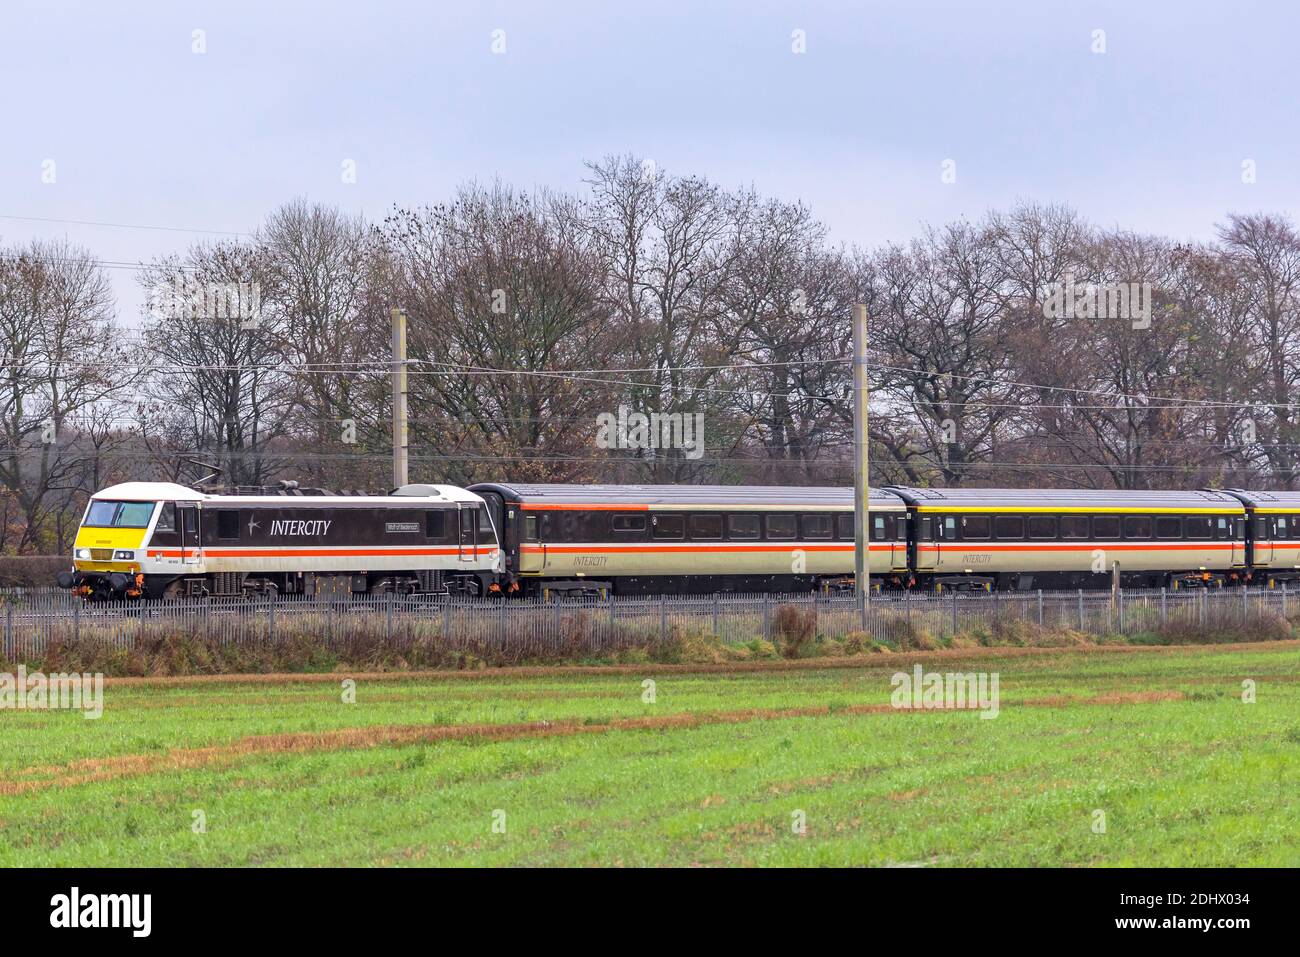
[54,479,1300,600]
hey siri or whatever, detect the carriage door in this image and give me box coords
[891,514,908,571]
[1254,514,1274,566]
[458,505,478,562]
[915,513,939,570]
[178,505,201,565]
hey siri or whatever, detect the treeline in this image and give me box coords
[3,154,1300,554]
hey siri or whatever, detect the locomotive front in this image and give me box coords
[56,482,191,600]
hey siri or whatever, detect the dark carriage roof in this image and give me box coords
[886,486,1245,511]
[468,483,906,508]
[1221,489,1300,509]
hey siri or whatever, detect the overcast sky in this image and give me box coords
[3,0,1297,322]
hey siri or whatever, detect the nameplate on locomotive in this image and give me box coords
[385,522,420,534]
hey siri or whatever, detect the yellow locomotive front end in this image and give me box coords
[58,493,160,599]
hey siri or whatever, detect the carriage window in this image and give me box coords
[1123,516,1152,539]
[1027,515,1058,539]
[802,514,833,539]
[611,513,647,533]
[961,515,991,539]
[871,515,885,541]
[1185,516,1212,539]
[85,500,156,528]
[939,516,957,540]
[1092,515,1120,538]
[155,503,176,533]
[216,510,240,540]
[766,514,797,540]
[689,514,723,540]
[1276,516,1289,539]
[836,513,854,539]
[994,515,1024,539]
[425,510,446,539]
[1214,516,1229,539]
[1060,515,1089,539]
[651,514,684,539]
[1155,516,1182,539]
[728,513,760,539]
[524,514,538,542]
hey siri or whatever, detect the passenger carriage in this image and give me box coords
[884,487,1249,590]
[467,483,910,597]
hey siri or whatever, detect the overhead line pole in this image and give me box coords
[853,303,870,623]
[391,307,409,489]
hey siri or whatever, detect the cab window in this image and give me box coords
[85,500,155,528]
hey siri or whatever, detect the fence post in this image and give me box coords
[1078,588,1084,632]
[268,597,275,642]
[712,593,719,638]
[1160,587,1167,627]
[1243,582,1248,622]
[762,592,771,641]
[386,591,394,642]
[659,593,667,640]
[1036,589,1043,627]
[1118,587,1124,634]
[4,605,11,661]
[951,590,958,636]
[74,598,80,644]
[1284,582,1289,618]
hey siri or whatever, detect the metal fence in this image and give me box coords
[0,585,1294,661]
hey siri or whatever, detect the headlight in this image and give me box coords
[114,550,134,560]
[75,548,91,560]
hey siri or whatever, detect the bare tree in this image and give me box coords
[0,240,131,550]
[382,183,614,483]
[138,242,294,487]
[1218,214,1300,489]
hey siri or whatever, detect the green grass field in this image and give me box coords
[1,643,1297,866]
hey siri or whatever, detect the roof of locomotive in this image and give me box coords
[90,481,483,506]
[886,486,1245,512]
[467,483,907,510]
